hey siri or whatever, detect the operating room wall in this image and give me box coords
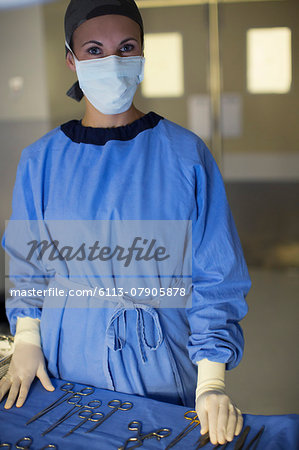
[0,4,51,300]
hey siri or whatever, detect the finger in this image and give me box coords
[0,378,11,403]
[206,394,219,445]
[4,379,20,409]
[226,404,238,441]
[234,408,243,436]
[196,401,209,435]
[16,378,32,408]
[37,366,55,391]
[217,398,229,444]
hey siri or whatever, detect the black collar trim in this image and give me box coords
[60,111,164,145]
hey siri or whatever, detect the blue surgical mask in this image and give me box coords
[65,41,145,115]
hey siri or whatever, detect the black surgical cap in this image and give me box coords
[64,0,144,102]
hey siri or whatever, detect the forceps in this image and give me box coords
[86,399,133,433]
[15,437,33,449]
[63,408,105,437]
[42,398,102,437]
[42,400,102,436]
[118,420,171,449]
[41,396,101,436]
[0,440,57,450]
[26,383,94,425]
[16,438,58,449]
[165,410,200,449]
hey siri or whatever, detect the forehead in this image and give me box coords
[72,14,141,42]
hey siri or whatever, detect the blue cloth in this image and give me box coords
[0,378,298,449]
[2,111,251,407]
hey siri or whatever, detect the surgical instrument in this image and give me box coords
[86,399,133,434]
[15,437,33,449]
[195,431,211,448]
[26,384,94,425]
[165,410,200,449]
[40,446,58,449]
[118,420,171,449]
[42,398,102,437]
[234,426,251,450]
[26,383,74,424]
[0,440,57,450]
[212,424,265,450]
[40,394,89,436]
[63,408,105,437]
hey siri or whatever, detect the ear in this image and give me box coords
[65,51,76,73]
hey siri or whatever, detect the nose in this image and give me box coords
[105,49,123,57]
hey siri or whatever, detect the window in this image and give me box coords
[141,32,184,98]
[247,27,292,94]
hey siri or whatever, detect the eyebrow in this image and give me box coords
[82,38,138,47]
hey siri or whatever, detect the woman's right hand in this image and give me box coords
[0,341,55,409]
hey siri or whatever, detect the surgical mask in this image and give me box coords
[65,41,145,115]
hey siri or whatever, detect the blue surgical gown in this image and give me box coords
[2,111,251,408]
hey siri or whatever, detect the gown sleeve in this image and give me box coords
[1,149,49,335]
[186,143,251,370]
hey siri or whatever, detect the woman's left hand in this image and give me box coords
[195,389,243,445]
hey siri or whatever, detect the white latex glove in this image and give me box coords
[195,358,243,446]
[0,317,54,409]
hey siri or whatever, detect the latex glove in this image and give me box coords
[0,317,54,409]
[195,358,243,446]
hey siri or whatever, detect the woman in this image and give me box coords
[0,0,251,446]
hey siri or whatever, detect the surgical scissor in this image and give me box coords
[86,399,133,433]
[165,410,200,449]
[63,408,105,437]
[26,383,94,425]
[118,420,171,449]
[41,396,101,436]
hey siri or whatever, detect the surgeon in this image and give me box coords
[0,0,251,446]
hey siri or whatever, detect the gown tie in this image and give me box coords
[104,292,164,390]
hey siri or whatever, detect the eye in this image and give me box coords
[87,46,101,56]
[120,44,135,53]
